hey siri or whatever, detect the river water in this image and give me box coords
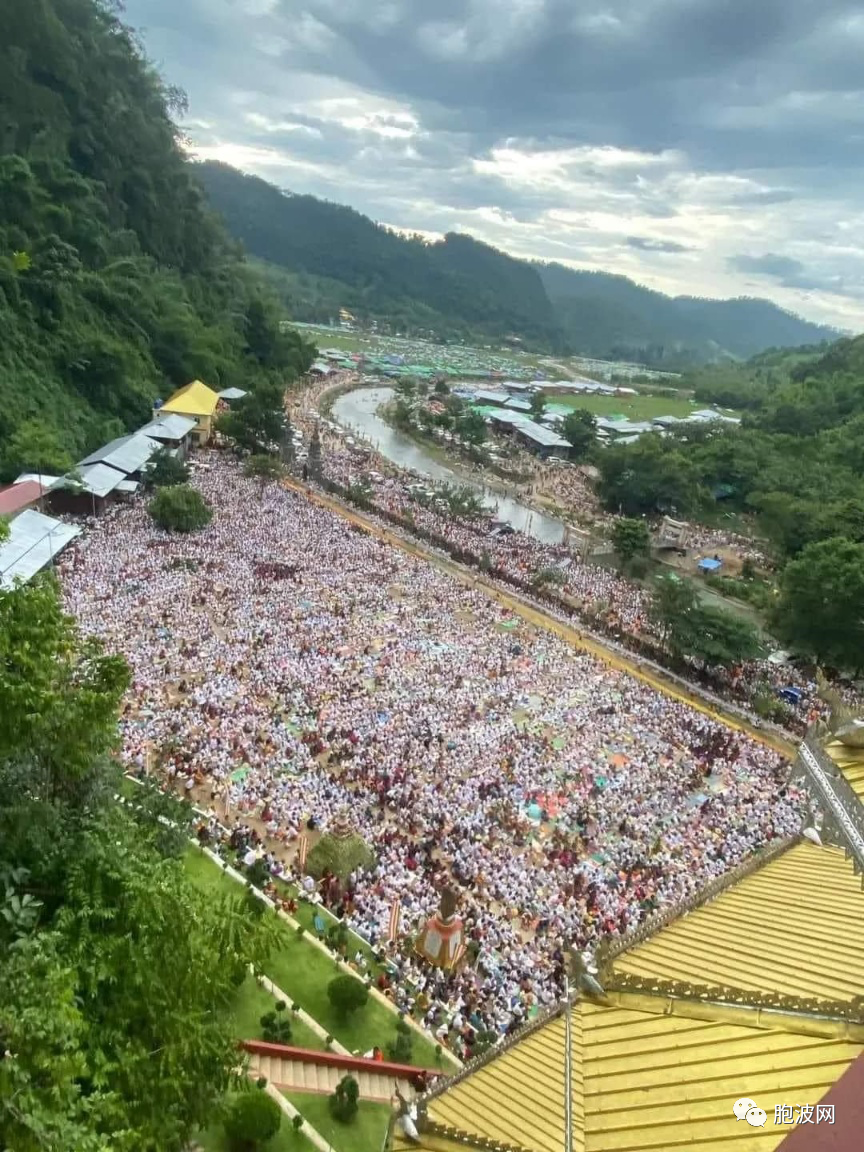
[331,387,567,544]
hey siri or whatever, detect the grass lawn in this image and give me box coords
[230,976,325,1051]
[286,1092,391,1152]
[548,391,710,421]
[196,1109,319,1152]
[184,848,448,1069]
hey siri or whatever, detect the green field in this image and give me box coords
[286,1092,392,1152]
[548,392,715,421]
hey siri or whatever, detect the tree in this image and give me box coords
[529,391,547,419]
[457,409,487,446]
[0,576,129,808]
[611,517,651,566]
[307,424,323,481]
[218,384,286,456]
[561,408,596,456]
[149,485,213,532]
[772,537,864,670]
[596,434,702,517]
[649,575,698,654]
[224,1088,282,1152]
[2,418,73,481]
[328,974,369,1018]
[145,447,189,488]
[244,454,285,497]
[329,1075,360,1124]
[681,604,762,668]
[0,575,274,1151]
[260,1003,292,1045]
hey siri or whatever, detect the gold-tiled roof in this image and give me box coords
[823,738,864,801]
[408,999,862,1152]
[160,379,220,417]
[614,842,864,1002]
[425,1011,584,1152]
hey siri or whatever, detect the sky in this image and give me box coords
[122,0,864,331]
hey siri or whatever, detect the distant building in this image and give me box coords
[156,379,221,445]
[137,413,197,459]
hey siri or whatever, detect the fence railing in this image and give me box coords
[799,734,864,879]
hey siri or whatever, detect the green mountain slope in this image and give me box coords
[0,0,313,481]
[194,161,842,363]
[536,263,840,363]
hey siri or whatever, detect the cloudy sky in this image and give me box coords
[123,0,864,330]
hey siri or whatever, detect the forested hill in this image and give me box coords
[0,0,314,481]
[194,161,563,349]
[195,161,841,363]
[534,263,840,362]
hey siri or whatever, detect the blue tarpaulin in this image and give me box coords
[779,687,802,705]
[698,557,723,572]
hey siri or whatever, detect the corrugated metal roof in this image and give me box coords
[473,390,508,405]
[504,398,532,411]
[217,387,248,400]
[80,433,160,475]
[487,409,530,425]
[515,422,571,447]
[14,473,62,488]
[137,413,197,441]
[0,509,81,588]
[160,379,220,417]
[116,479,139,493]
[0,480,44,517]
[60,463,128,498]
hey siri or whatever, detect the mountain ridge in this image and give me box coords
[193,160,842,365]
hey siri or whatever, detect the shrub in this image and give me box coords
[260,1003,293,1045]
[389,1017,413,1063]
[149,484,212,532]
[327,974,369,1018]
[292,1114,304,1132]
[246,857,270,890]
[329,1075,360,1124]
[224,1088,282,1152]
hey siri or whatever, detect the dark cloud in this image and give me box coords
[728,254,807,279]
[627,237,693,254]
[120,0,864,330]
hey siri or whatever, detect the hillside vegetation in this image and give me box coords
[195,161,840,365]
[0,0,314,481]
[596,334,864,559]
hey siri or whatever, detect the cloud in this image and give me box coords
[121,0,864,330]
[728,254,807,280]
[627,237,694,254]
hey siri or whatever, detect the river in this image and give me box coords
[330,387,567,544]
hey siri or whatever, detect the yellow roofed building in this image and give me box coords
[389,790,864,1152]
[156,379,221,444]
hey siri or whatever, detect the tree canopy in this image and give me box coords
[0,574,272,1150]
[0,0,314,481]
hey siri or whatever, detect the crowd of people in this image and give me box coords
[59,451,806,1053]
[293,386,831,727]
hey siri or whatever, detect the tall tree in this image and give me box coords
[772,537,864,670]
[561,408,596,456]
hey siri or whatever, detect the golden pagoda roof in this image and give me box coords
[392,839,864,1152]
[823,738,864,802]
[160,379,220,417]
[396,996,863,1152]
[613,842,864,1002]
